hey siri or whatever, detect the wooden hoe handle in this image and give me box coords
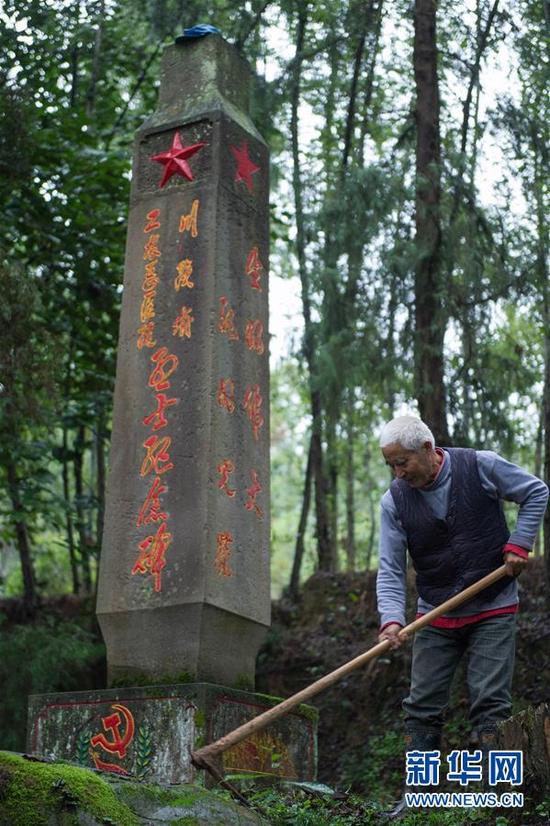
[191,564,509,770]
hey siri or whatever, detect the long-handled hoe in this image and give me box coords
[191,565,509,804]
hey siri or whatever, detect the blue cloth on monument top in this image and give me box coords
[177,25,221,40]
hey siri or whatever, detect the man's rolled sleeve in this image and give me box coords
[503,542,529,559]
[377,492,408,629]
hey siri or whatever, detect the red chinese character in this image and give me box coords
[143,260,160,292]
[217,378,236,414]
[136,475,168,527]
[143,234,161,261]
[243,384,264,440]
[149,347,179,391]
[172,306,194,339]
[179,199,199,237]
[132,521,172,592]
[174,259,194,290]
[218,296,239,341]
[143,392,178,431]
[137,321,156,350]
[245,246,264,291]
[215,531,234,577]
[140,434,174,476]
[245,469,264,520]
[244,319,265,355]
[140,290,156,323]
[144,209,161,233]
[217,458,236,498]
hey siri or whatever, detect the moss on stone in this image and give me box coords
[234,674,254,692]
[296,703,319,723]
[115,779,268,825]
[109,671,195,689]
[0,751,140,826]
[117,780,210,809]
[251,691,319,723]
[0,753,269,825]
[194,709,206,728]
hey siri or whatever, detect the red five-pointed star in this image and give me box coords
[150,132,205,188]
[230,142,260,192]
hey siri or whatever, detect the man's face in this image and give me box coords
[382,441,437,488]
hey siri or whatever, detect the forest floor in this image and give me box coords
[255,558,550,815]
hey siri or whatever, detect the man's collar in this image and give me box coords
[419,447,446,490]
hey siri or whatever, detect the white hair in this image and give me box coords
[379,415,435,450]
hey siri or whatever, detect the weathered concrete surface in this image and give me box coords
[0,751,269,826]
[27,683,317,785]
[96,33,270,687]
[144,34,261,137]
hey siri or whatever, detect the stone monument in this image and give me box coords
[27,31,317,786]
[96,28,270,689]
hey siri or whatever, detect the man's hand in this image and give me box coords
[378,622,408,649]
[504,551,528,578]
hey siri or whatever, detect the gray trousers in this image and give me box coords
[403,613,517,739]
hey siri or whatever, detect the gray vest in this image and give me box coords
[390,447,512,606]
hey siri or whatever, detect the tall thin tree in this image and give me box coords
[413,0,451,444]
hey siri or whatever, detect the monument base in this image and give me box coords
[97,604,269,688]
[27,683,317,785]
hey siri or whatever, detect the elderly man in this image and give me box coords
[376,414,548,814]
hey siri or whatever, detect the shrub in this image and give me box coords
[0,614,105,750]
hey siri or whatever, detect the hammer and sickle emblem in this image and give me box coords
[90,704,135,759]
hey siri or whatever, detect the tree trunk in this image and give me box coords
[533,132,550,600]
[345,393,356,571]
[384,210,405,415]
[342,0,375,170]
[534,409,543,557]
[319,35,342,572]
[538,179,550,603]
[290,3,333,571]
[326,416,339,571]
[62,424,80,594]
[447,0,500,232]
[496,704,550,799]
[365,491,376,571]
[364,442,376,570]
[235,0,272,49]
[74,424,92,593]
[288,435,313,597]
[6,461,37,613]
[446,1,500,444]
[85,0,105,116]
[358,0,384,164]
[95,412,106,573]
[413,0,450,445]
[320,1,379,570]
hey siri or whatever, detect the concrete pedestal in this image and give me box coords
[27,683,317,785]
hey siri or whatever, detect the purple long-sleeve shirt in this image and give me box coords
[376,450,549,629]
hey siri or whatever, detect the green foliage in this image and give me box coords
[248,782,549,826]
[250,786,378,825]
[339,730,404,802]
[0,616,104,750]
[0,751,140,826]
